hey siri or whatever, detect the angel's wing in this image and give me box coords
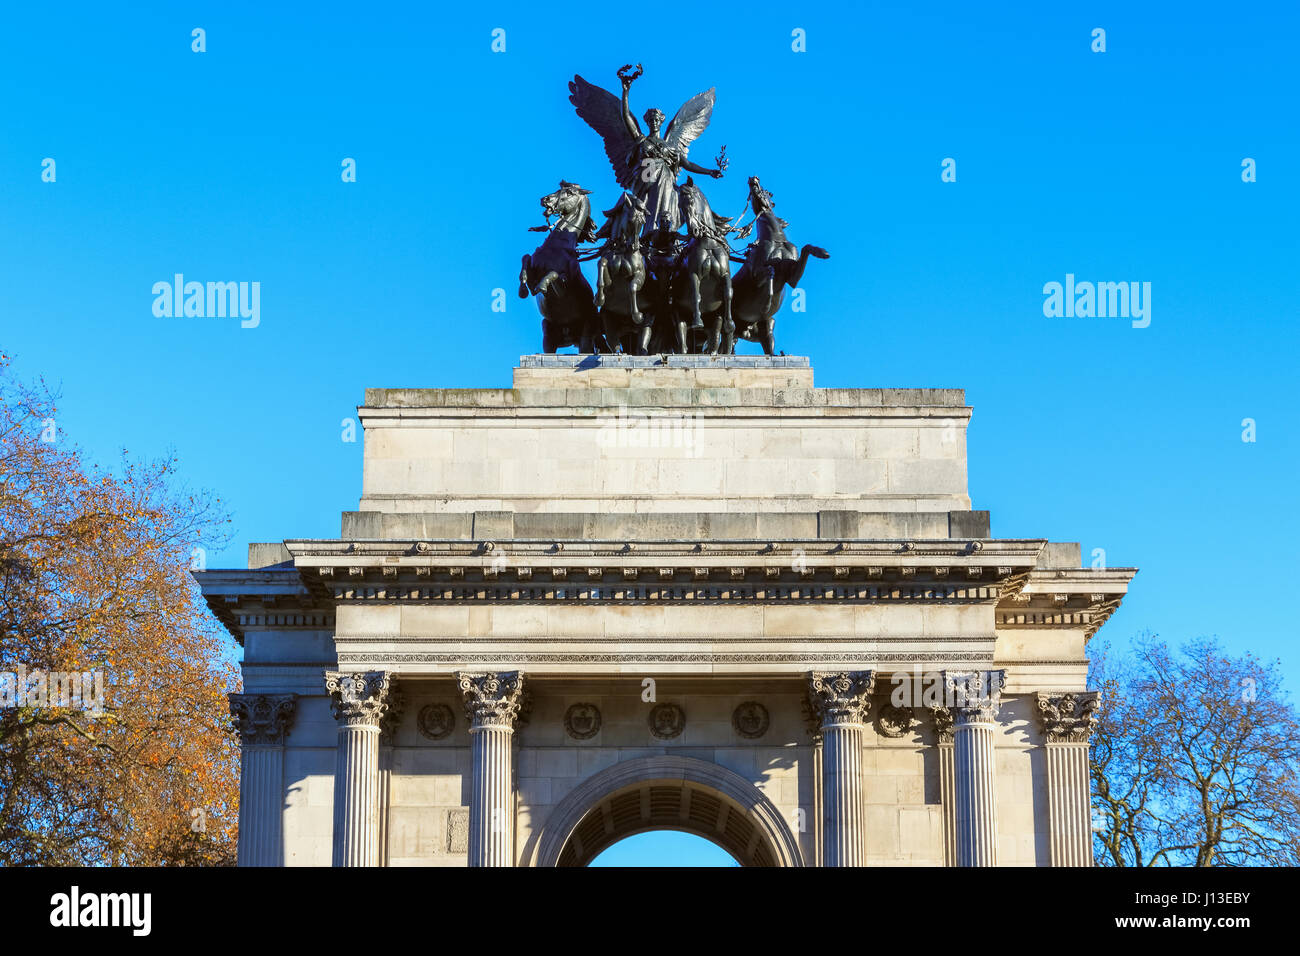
[663,88,715,160]
[569,75,639,189]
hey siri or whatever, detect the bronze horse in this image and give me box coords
[518,181,604,353]
[670,177,735,354]
[594,191,651,353]
[730,176,829,355]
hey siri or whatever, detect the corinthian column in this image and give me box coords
[229,693,297,867]
[944,670,1005,867]
[806,671,874,867]
[457,671,527,867]
[1036,691,1099,866]
[325,670,393,867]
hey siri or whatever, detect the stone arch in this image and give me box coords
[534,755,805,867]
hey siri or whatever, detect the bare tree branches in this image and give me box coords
[1091,634,1300,866]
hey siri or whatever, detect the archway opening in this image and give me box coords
[588,831,740,867]
[536,755,804,867]
[555,779,782,867]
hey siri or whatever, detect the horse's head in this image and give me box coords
[602,191,648,241]
[679,177,703,224]
[748,175,774,214]
[679,177,729,240]
[540,181,592,233]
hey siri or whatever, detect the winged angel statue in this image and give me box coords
[569,63,724,250]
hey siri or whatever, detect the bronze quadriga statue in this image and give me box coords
[519,64,828,355]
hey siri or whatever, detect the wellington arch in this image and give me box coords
[200,355,1134,867]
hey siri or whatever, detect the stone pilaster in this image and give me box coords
[806,671,875,867]
[927,705,956,866]
[376,685,404,867]
[457,671,527,867]
[325,670,394,867]
[1036,691,1100,867]
[801,696,824,867]
[944,670,1005,867]
[229,693,297,867]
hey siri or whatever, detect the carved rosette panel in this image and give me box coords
[732,701,769,739]
[927,706,955,744]
[648,702,685,739]
[876,703,915,738]
[564,703,602,740]
[417,703,457,740]
[1036,691,1100,743]
[229,693,297,746]
[806,671,876,728]
[324,670,393,728]
[943,670,1006,726]
[456,671,527,731]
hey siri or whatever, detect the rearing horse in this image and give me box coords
[593,191,651,354]
[519,181,603,352]
[730,176,829,355]
[670,177,734,354]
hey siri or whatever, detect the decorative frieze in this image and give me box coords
[325,581,1006,603]
[456,671,527,730]
[229,693,297,746]
[1035,691,1100,742]
[806,671,876,727]
[339,650,993,666]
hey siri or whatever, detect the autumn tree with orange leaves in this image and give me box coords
[0,355,240,865]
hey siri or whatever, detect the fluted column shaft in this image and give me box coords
[953,713,998,866]
[332,723,379,866]
[469,724,514,865]
[324,671,393,868]
[1037,691,1099,866]
[458,671,527,867]
[945,670,1005,867]
[938,741,956,865]
[821,721,868,865]
[810,734,824,867]
[229,694,296,867]
[238,747,284,866]
[807,671,874,867]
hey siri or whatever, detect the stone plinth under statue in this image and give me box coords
[202,356,1131,866]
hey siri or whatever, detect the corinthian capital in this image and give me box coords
[456,671,527,730]
[927,705,955,744]
[229,693,297,746]
[806,671,875,727]
[324,670,394,728]
[1036,691,1100,742]
[379,684,405,745]
[943,670,1005,725]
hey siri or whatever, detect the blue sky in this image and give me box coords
[3,2,1298,858]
